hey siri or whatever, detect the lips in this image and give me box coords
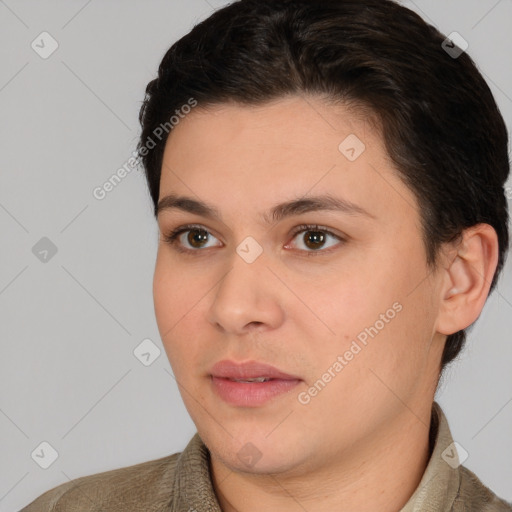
[210,360,300,381]
[209,360,302,406]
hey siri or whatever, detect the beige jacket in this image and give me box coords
[21,402,512,511]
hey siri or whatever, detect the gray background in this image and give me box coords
[0,0,511,510]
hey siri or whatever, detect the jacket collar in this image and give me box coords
[169,401,460,511]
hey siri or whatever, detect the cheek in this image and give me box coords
[153,253,201,329]
[153,254,203,364]
[302,265,399,346]
[339,273,438,397]
[315,242,434,370]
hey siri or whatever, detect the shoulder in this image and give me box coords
[454,464,512,511]
[20,451,181,512]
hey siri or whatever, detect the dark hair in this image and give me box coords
[137,0,510,372]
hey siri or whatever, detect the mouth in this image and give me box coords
[209,360,302,407]
[210,376,301,407]
[223,377,274,383]
[210,359,300,380]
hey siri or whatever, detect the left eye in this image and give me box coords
[287,225,343,252]
[163,224,344,254]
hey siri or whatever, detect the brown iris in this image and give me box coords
[303,230,326,250]
[187,228,209,248]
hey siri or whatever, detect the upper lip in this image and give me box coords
[210,360,300,380]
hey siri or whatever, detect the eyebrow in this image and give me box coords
[156,193,375,224]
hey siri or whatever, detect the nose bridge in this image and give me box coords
[207,243,284,332]
[220,230,270,294]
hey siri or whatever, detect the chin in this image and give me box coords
[221,447,304,476]
[202,425,311,475]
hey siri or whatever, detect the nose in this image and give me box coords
[206,249,286,335]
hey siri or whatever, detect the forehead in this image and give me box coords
[163,95,380,159]
[159,95,419,227]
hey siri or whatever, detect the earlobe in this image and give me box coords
[435,224,499,336]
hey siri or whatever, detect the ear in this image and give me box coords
[435,224,500,336]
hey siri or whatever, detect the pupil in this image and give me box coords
[305,231,325,249]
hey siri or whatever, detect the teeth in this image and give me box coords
[230,377,271,383]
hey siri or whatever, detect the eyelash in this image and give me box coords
[162,223,345,257]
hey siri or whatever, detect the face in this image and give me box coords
[153,95,445,476]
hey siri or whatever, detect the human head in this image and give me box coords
[137,0,510,373]
[137,0,510,482]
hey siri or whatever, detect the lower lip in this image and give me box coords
[211,376,301,407]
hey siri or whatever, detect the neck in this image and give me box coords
[210,404,435,512]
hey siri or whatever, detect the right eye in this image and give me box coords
[162,224,223,253]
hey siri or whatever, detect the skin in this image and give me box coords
[153,95,498,512]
